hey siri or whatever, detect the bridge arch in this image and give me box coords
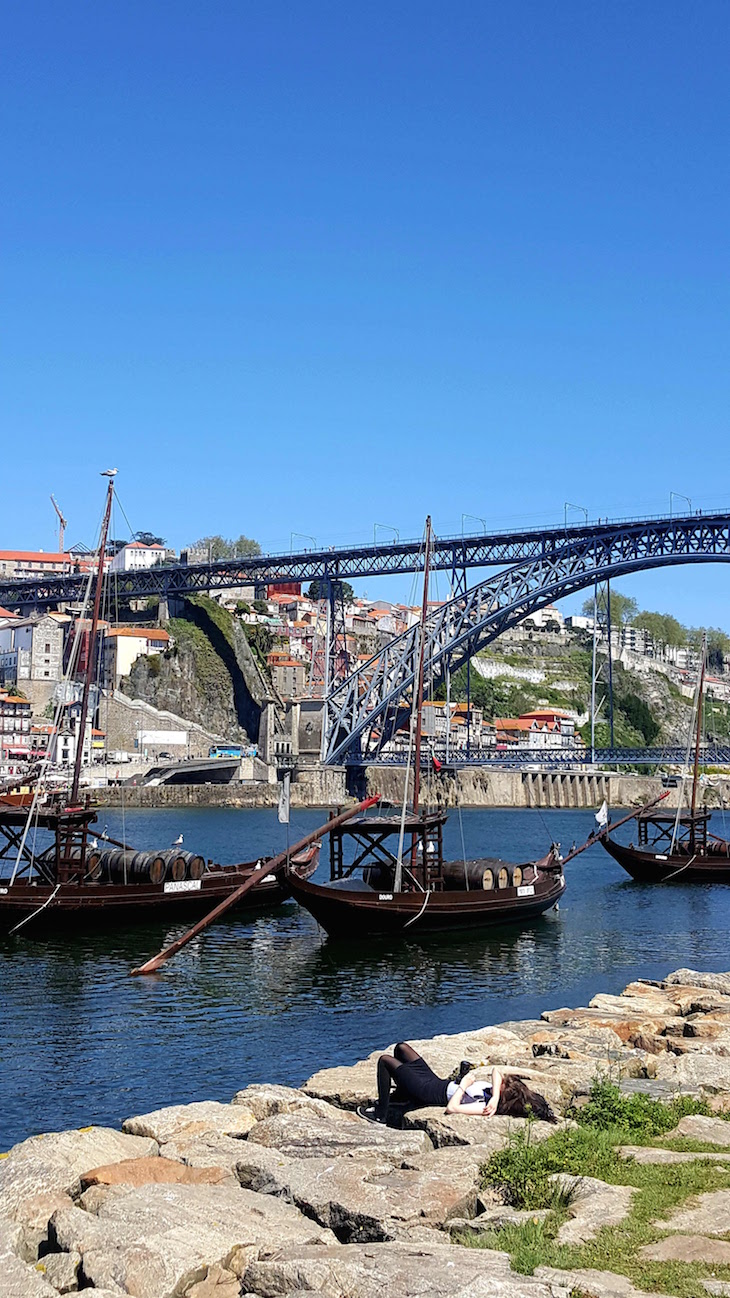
[324,519,730,764]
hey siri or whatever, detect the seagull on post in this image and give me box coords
[101,468,118,477]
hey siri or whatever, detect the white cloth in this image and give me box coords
[446,1081,492,1101]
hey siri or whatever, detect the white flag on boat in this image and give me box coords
[278,771,291,825]
[595,799,609,830]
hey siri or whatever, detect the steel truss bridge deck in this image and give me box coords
[1,509,728,608]
[324,514,730,765]
[375,746,730,769]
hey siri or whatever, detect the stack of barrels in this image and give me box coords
[85,847,206,885]
[442,860,528,890]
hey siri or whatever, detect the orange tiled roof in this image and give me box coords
[105,627,170,640]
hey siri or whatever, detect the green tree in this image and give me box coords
[134,531,166,547]
[687,626,730,673]
[307,579,355,604]
[253,598,270,615]
[633,611,686,648]
[188,534,261,561]
[581,588,637,627]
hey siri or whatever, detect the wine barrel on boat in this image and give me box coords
[156,849,187,881]
[442,858,518,890]
[98,848,168,883]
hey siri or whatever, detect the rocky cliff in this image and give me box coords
[120,597,269,744]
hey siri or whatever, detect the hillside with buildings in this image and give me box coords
[2,532,730,774]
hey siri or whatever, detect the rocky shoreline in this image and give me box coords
[4,967,730,1298]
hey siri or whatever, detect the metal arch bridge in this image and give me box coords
[2,507,730,608]
[323,515,730,765]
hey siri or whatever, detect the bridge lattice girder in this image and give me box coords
[324,516,730,764]
[2,510,730,608]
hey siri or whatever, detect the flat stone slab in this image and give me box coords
[664,1114,730,1145]
[80,1155,232,1189]
[230,1082,338,1119]
[235,1139,482,1241]
[247,1107,432,1160]
[537,1265,678,1298]
[50,1181,336,1296]
[665,969,730,996]
[0,1126,157,1222]
[243,1240,569,1298]
[449,1207,551,1235]
[122,1100,256,1143]
[402,1109,565,1150]
[640,1233,730,1263]
[654,1188,730,1237]
[551,1175,637,1245]
[619,1145,730,1165]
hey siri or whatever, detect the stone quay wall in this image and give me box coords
[4,966,730,1298]
[96,766,730,811]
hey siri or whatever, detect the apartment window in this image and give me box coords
[44,643,51,653]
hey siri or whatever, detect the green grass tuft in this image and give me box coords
[571,1076,715,1140]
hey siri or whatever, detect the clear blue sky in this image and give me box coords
[3,3,729,624]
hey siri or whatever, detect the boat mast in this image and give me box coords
[70,473,116,805]
[689,632,707,841]
[410,516,432,866]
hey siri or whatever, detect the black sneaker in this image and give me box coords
[457,1059,477,1082]
[356,1104,385,1124]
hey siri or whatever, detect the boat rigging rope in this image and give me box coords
[8,882,63,935]
[661,853,697,883]
[403,888,431,928]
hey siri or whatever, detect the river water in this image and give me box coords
[2,806,729,1149]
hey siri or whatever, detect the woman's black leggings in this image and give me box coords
[376,1043,448,1119]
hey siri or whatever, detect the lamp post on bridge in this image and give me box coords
[290,532,317,553]
[461,513,487,534]
[669,492,692,517]
[564,502,589,529]
[373,523,399,545]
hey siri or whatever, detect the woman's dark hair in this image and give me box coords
[495,1074,558,1124]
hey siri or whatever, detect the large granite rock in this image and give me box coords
[402,1109,567,1150]
[551,1174,637,1245]
[664,969,730,996]
[122,1100,256,1143]
[235,1139,482,1241]
[663,1114,730,1146]
[246,1107,432,1160]
[231,1082,337,1118]
[0,1126,158,1218]
[654,1052,730,1093]
[0,1215,60,1298]
[159,1130,252,1177]
[80,1155,233,1189]
[242,1240,570,1298]
[50,1181,336,1296]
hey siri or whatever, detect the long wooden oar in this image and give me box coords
[560,790,669,867]
[130,795,381,976]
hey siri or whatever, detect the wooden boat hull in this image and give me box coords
[600,834,730,885]
[0,846,319,934]
[286,859,565,938]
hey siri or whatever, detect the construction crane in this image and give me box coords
[50,495,67,552]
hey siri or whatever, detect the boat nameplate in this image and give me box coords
[516,884,535,897]
[379,893,394,900]
[0,887,7,894]
[164,880,202,893]
[655,854,668,861]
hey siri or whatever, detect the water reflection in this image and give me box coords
[2,806,729,1148]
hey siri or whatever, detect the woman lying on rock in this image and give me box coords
[357,1042,557,1125]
